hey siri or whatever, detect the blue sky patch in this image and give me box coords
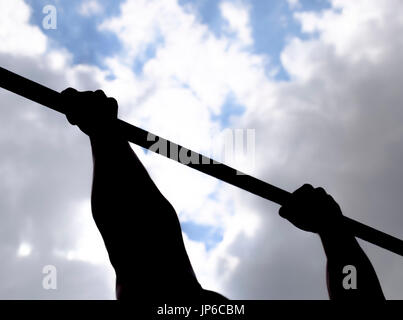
[178,0,331,82]
[24,0,330,80]
[25,0,124,68]
[181,220,224,250]
[133,33,164,75]
[211,92,246,128]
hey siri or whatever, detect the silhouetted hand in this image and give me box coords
[61,88,118,136]
[279,184,344,234]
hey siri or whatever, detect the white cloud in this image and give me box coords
[79,0,103,16]
[0,0,115,299]
[293,0,391,63]
[0,0,47,56]
[220,1,253,47]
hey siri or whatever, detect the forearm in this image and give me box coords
[90,131,165,206]
[278,184,384,299]
[89,130,175,227]
[88,131,199,294]
[319,226,385,299]
[88,132,175,273]
[59,88,201,298]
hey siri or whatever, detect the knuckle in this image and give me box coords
[108,97,117,105]
[61,87,77,95]
[294,183,313,195]
[315,187,327,194]
[302,183,314,190]
[107,97,119,114]
[326,194,337,204]
[94,89,106,97]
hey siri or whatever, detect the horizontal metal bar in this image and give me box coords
[1,66,403,257]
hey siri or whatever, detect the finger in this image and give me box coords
[94,89,107,98]
[107,96,117,106]
[282,184,313,210]
[326,193,340,209]
[293,183,314,197]
[315,187,326,195]
[279,199,295,219]
[107,97,118,116]
[314,187,329,201]
[71,91,96,109]
[298,183,314,192]
[61,88,80,124]
[61,87,78,96]
[279,205,288,219]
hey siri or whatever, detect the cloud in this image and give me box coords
[226,0,403,298]
[220,1,253,47]
[0,0,115,298]
[2,0,403,300]
[79,0,103,17]
[0,0,46,56]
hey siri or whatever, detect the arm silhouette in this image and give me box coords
[61,88,205,300]
[279,184,385,299]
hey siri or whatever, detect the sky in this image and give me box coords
[0,0,403,299]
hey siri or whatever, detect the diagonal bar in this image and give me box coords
[1,66,403,257]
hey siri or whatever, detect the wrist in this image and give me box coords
[318,216,353,239]
[317,214,352,237]
[89,121,123,144]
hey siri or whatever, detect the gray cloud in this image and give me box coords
[219,2,403,299]
[0,52,115,298]
[2,0,403,301]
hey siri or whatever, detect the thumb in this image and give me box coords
[278,205,290,220]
